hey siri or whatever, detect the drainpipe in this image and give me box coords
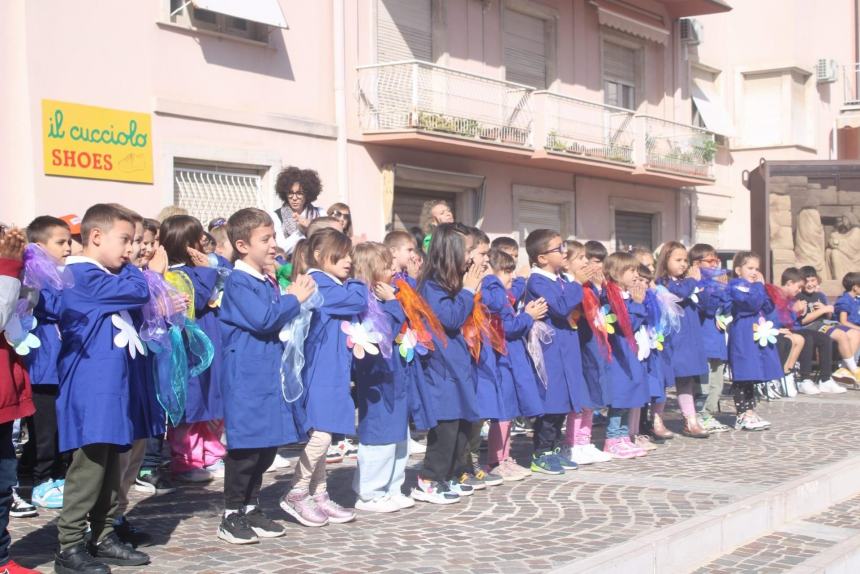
[333,0,349,204]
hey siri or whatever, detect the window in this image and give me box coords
[614,211,654,251]
[376,0,432,62]
[391,189,457,232]
[173,161,266,225]
[603,41,639,110]
[512,185,575,265]
[695,218,722,246]
[169,0,271,42]
[504,10,548,88]
[740,68,812,148]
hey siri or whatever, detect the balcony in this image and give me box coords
[640,116,716,180]
[844,63,860,108]
[357,60,535,156]
[539,92,636,166]
[355,60,716,185]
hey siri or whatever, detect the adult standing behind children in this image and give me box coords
[271,167,323,255]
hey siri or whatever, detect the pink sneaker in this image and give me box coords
[504,458,532,479]
[603,438,637,460]
[280,490,328,527]
[620,436,648,458]
[488,462,524,483]
[312,492,356,524]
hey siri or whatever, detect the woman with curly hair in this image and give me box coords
[271,166,323,253]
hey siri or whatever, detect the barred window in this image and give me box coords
[173,162,266,225]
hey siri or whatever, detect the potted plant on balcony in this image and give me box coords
[546,130,567,152]
[694,139,717,163]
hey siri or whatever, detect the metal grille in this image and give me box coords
[543,92,635,164]
[173,165,265,225]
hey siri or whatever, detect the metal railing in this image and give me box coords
[640,115,716,179]
[538,91,636,164]
[844,63,860,106]
[357,60,534,147]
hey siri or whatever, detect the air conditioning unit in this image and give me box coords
[680,18,702,45]
[816,58,838,83]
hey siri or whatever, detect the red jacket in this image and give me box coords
[0,258,34,424]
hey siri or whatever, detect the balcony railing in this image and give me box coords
[641,116,716,179]
[845,63,860,107]
[538,91,636,165]
[357,60,534,147]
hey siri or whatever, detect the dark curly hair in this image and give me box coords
[275,166,322,206]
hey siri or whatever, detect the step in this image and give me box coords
[692,493,860,573]
[550,395,860,574]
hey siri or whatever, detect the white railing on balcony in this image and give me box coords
[357,60,534,147]
[845,63,860,107]
[641,116,716,179]
[538,92,636,165]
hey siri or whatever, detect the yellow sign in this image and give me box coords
[42,100,153,184]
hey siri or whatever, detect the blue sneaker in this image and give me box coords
[446,480,474,497]
[530,452,564,475]
[32,479,64,509]
[553,447,578,470]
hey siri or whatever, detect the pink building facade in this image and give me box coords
[2,0,732,256]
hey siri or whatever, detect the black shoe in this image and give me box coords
[113,516,152,547]
[54,542,111,574]
[217,512,259,545]
[87,533,150,566]
[134,469,176,495]
[243,507,285,538]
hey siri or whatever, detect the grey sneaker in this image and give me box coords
[458,472,486,491]
[243,507,285,538]
[279,491,328,527]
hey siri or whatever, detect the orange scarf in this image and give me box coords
[394,278,446,350]
[463,291,506,361]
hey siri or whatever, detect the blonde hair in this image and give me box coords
[352,242,392,284]
[604,251,639,283]
[565,240,584,261]
[419,199,451,235]
[156,205,188,222]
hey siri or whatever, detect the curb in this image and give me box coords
[550,453,860,574]
[785,531,860,573]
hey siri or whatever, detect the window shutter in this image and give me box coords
[504,11,547,88]
[615,211,653,251]
[603,41,636,85]
[377,0,432,62]
[519,199,563,238]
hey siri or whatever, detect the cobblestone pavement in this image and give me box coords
[11,390,860,574]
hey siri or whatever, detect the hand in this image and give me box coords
[463,262,483,291]
[516,264,531,279]
[716,273,728,284]
[148,247,168,275]
[792,300,807,314]
[687,266,701,281]
[778,328,791,335]
[630,282,646,303]
[168,292,190,316]
[374,282,397,302]
[822,304,835,314]
[755,272,765,283]
[525,298,548,320]
[406,256,421,278]
[187,247,209,267]
[293,212,311,230]
[0,227,26,260]
[589,265,605,286]
[354,233,369,244]
[287,274,316,303]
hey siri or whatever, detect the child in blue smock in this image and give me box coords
[523,229,584,475]
[414,223,483,505]
[483,248,546,481]
[563,241,613,466]
[350,242,418,513]
[282,228,367,526]
[384,230,436,455]
[54,204,152,572]
[216,208,315,544]
[19,216,72,511]
[689,243,732,432]
[600,252,650,459]
[159,215,226,481]
[728,251,781,431]
[654,241,709,439]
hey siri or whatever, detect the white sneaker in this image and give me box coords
[266,453,292,473]
[204,460,225,478]
[354,496,400,513]
[569,444,612,465]
[784,373,798,398]
[389,493,416,509]
[735,413,768,431]
[819,379,848,394]
[408,437,426,455]
[797,379,821,395]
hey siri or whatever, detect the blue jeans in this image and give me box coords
[0,422,17,566]
[606,408,629,439]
